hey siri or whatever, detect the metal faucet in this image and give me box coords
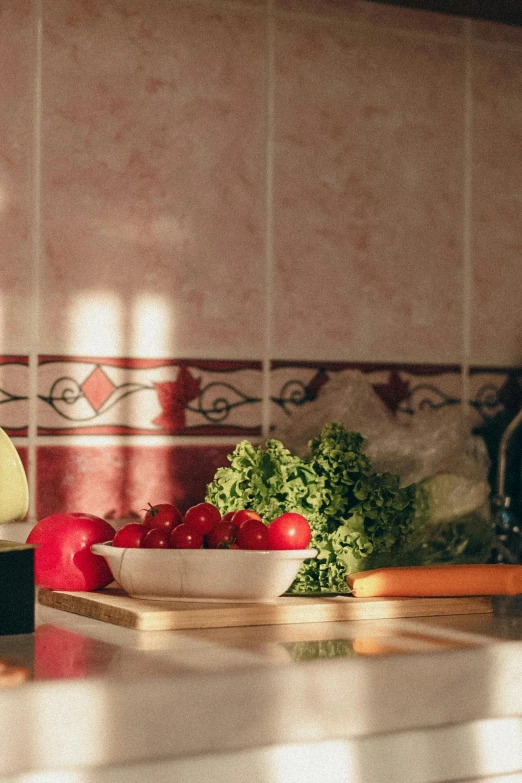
[494,408,522,563]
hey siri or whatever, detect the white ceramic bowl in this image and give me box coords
[91,542,317,602]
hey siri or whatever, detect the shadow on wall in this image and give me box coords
[36,443,232,521]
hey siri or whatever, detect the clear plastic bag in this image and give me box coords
[273,370,488,485]
[272,370,494,565]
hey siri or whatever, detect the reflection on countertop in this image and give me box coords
[3,597,521,684]
[1,597,522,783]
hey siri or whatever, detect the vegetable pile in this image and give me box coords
[27,421,494,595]
[206,421,494,593]
[206,422,417,593]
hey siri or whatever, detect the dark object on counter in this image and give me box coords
[0,541,36,635]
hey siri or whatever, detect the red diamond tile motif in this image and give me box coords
[81,367,116,412]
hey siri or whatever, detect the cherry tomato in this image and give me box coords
[221,511,237,522]
[113,523,146,548]
[232,509,262,526]
[237,519,269,550]
[26,513,115,591]
[170,523,203,549]
[143,502,183,532]
[267,513,311,550]
[206,521,238,549]
[141,528,170,549]
[183,502,221,535]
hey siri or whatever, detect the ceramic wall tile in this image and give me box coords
[36,444,234,519]
[0,356,29,435]
[272,17,465,363]
[40,0,267,359]
[471,43,522,366]
[275,0,463,37]
[37,356,262,435]
[0,0,34,355]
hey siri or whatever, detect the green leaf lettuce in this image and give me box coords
[206,422,418,593]
[206,422,494,592]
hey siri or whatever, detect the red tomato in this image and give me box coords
[26,513,115,591]
[141,528,170,549]
[143,502,183,532]
[206,521,238,549]
[170,523,203,549]
[113,523,146,548]
[232,509,263,526]
[237,519,270,550]
[268,513,311,550]
[221,511,237,522]
[183,502,221,535]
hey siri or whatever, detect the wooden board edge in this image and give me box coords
[38,588,142,629]
[123,596,494,631]
[38,590,494,632]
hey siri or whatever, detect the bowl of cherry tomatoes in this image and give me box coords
[91,502,317,602]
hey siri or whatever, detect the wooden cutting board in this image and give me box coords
[38,586,493,632]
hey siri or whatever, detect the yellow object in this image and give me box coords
[0,427,29,524]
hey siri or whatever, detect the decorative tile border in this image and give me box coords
[37,357,263,436]
[0,356,29,436]
[1,355,520,520]
[39,357,475,437]
[469,367,522,419]
[1,356,522,445]
[271,361,465,429]
[271,360,522,423]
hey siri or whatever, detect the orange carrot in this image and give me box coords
[347,564,522,598]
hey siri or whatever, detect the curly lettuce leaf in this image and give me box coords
[205,438,325,526]
[206,423,417,593]
[290,423,417,592]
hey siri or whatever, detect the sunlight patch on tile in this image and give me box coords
[69,292,124,356]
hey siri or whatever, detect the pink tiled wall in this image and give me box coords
[0,0,521,521]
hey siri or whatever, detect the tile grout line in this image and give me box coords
[27,0,43,523]
[261,0,275,442]
[461,19,473,420]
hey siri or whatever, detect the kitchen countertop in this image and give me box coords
[2,522,522,783]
